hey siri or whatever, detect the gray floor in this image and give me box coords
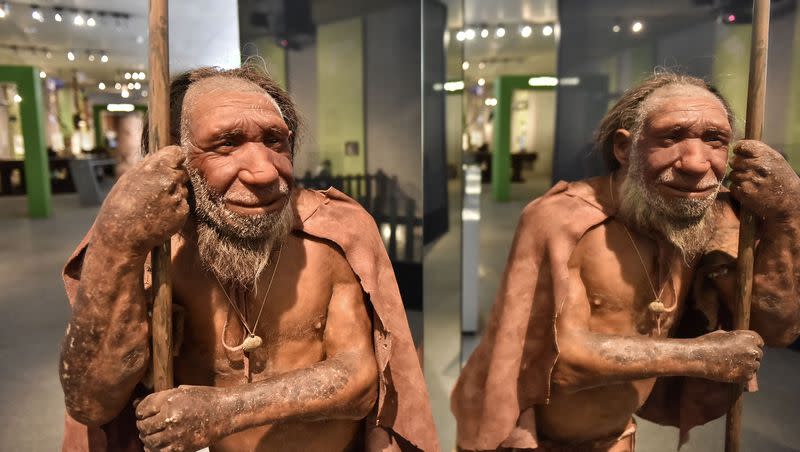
[0,194,97,450]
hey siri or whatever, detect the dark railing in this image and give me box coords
[297,170,421,263]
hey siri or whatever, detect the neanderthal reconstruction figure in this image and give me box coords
[452,72,800,451]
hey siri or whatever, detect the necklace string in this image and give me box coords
[608,174,676,334]
[214,241,284,347]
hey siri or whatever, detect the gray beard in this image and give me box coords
[188,167,294,290]
[618,148,721,262]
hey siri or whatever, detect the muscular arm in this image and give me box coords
[59,146,188,427]
[749,217,800,346]
[59,236,151,426]
[727,140,800,346]
[552,233,761,394]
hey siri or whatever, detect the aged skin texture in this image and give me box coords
[59,66,438,452]
[452,73,800,451]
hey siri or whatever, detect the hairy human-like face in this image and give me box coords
[181,77,295,288]
[616,86,732,259]
[182,77,294,237]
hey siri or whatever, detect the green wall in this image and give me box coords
[712,25,752,131]
[251,37,287,89]
[317,17,365,176]
[786,10,800,170]
[0,65,50,217]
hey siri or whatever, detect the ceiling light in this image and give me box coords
[456,30,466,42]
[31,6,44,22]
[495,27,505,38]
[39,71,46,79]
[478,62,486,69]
[13,94,22,103]
[520,25,533,38]
[462,61,470,71]
[73,13,84,26]
[142,90,148,97]
[127,83,134,89]
[464,28,476,40]
[612,24,621,33]
[132,72,140,80]
[45,50,52,59]
[0,3,7,19]
[632,21,643,33]
[107,103,135,112]
[443,81,465,92]
[478,78,485,86]
[54,9,62,22]
[121,89,130,98]
[67,51,75,61]
[87,16,96,27]
[98,82,106,90]
[542,25,553,36]
[100,53,108,63]
[480,28,489,38]
[133,82,141,90]
[88,54,95,62]
[484,98,497,106]
[138,72,145,79]
[125,72,131,79]
[114,82,122,90]
[528,76,559,87]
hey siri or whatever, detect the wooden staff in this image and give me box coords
[148,0,173,392]
[725,1,770,450]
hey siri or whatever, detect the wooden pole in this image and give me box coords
[725,1,770,450]
[148,0,173,392]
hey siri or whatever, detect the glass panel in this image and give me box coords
[423,0,463,449]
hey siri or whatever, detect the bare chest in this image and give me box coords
[577,222,698,337]
[169,236,335,386]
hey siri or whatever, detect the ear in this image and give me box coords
[612,129,633,169]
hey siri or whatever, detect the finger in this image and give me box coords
[732,140,762,158]
[135,397,161,420]
[158,146,186,169]
[137,416,169,437]
[141,430,171,450]
[176,168,190,185]
[727,170,755,184]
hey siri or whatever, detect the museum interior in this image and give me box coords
[1,0,799,450]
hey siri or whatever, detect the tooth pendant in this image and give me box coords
[648,299,667,313]
[241,334,263,352]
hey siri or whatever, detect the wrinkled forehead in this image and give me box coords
[181,76,283,125]
[640,84,731,129]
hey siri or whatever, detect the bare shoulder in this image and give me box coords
[295,232,358,287]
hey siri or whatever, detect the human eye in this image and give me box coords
[702,131,729,147]
[216,132,243,150]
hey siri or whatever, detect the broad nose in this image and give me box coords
[236,144,280,187]
[674,139,712,176]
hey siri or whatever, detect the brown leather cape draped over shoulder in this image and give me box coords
[451,176,739,451]
[60,188,440,452]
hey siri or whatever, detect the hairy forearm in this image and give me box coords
[220,352,377,435]
[553,331,709,392]
[752,219,800,346]
[60,237,150,426]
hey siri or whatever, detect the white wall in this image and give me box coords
[169,0,241,73]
